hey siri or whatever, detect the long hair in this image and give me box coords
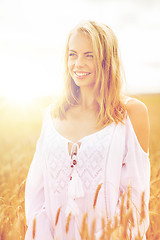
[53,20,126,127]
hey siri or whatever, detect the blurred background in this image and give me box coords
[0,0,160,102]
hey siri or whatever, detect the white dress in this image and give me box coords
[25,101,150,240]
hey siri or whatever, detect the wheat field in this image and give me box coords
[0,94,160,240]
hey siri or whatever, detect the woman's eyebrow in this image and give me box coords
[84,51,93,55]
[69,50,93,54]
[69,50,77,53]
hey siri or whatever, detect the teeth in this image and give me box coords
[75,72,90,76]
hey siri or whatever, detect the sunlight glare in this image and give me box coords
[5,92,34,107]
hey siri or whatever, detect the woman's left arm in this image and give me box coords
[119,98,150,239]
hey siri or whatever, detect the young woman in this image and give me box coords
[25,21,150,240]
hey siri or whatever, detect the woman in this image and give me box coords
[25,21,150,240]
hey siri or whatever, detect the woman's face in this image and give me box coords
[68,30,97,89]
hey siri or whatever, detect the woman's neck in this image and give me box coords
[78,87,96,110]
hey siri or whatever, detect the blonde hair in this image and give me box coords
[53,20,126,127]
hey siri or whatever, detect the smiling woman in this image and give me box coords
[25,21,150,240]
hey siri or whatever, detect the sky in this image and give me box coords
[0,0,160,101]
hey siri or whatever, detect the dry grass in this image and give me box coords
[0,94,159,239]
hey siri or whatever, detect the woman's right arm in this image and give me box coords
[25,114,54,240]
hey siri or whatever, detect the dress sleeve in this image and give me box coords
[25,110,54,240]
[119,115,150,239]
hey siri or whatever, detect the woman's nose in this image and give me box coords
[75,56,84,68]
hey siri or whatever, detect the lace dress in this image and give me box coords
[25,102,150,240]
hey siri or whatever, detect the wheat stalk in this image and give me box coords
[90,218,96,240]
[93,183,102,209]
[32,218,36,239]
[140,192,145,224]
[55,207,61,226]
[80,213,89,240]
[65,212,71,234]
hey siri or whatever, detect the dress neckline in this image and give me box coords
[48,104,115,144]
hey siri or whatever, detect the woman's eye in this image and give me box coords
[69,53,76,57]
[86,54,93,58]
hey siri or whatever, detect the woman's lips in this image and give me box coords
[74,71,91,78]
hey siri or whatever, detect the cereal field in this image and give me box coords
[0,94,160,240]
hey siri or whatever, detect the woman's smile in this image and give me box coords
[74,71,91,79]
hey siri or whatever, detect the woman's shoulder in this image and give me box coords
[124,97,150,153]
[124,96,148,117]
